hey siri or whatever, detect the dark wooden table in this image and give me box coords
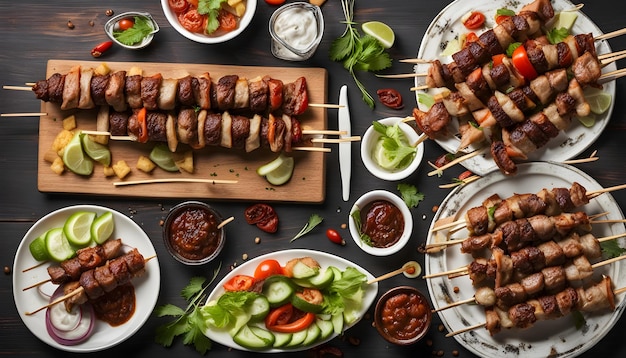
[2,0,626,357]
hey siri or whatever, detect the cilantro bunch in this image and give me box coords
[330,0,392,109]
[198,0,228,34]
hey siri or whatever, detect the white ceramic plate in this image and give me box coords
[13,205,160,353]
[414,0,616,176]
[425,162,626,357]
[203,249,378,352]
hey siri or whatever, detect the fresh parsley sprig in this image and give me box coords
[113,16,154,46]
[330,0,392,108]
[290,214,324,242]
[154,265,221,354]
[198,0,228,34]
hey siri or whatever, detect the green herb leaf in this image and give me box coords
[198,0,228,34]
[154,266,221,354]
[350,209,372,246]
[601,240,626,258]
[547,27,570,44]
[506,42,522,57]
[496,8,516,16]
[397,183,425,208]
[113,16,153,46]
[417,93,435,109]
[290,214,324,242]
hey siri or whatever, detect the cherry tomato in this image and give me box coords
[218,9,238,32]
[463,11,486,30]
[462,32,478,49]
[118,18,135,31]
[257,214,279,233]
[326,229,345,245]
[376,88,403,109]
[244,203,275,224]
[168,0,189,13]
[511,45,538,80]
[179,9,205,33]
[495,14,511,25]
[223,275,256,292]
[264,0,287,5]
[254,259,283,280]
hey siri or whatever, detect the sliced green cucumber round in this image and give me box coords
[247,295,270,322]
[256,154,286,176]
[45,227,75,262]
[233,325,273,349]
[29,234,50,261]
[262,276,296,307]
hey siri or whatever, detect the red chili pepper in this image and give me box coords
[91,41,113,58]
[326,228,345,245]
[137,107,149,143]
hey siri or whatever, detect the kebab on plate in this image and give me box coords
[31,66,310,116]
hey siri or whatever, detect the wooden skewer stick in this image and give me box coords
[217,216,234,229]
[1,112,47,117]
[427,148,487,177]
[375,73,427,79]
[22,278,52,291]
[596,27,626,41]
[599,49,626,60]
[114,178,239,186]
[432,297,475,313]
[22,261,48,273]
[366,261,420,284]
[292,146,331,152]
[2,85,34,91]
[307,103,344,109]
[310,136,361,143]
[302,129,347,135]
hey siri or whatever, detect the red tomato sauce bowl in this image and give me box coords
[374,286,432,345]
[162,201,225,265]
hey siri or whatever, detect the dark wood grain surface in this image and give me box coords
[2,1,626,357]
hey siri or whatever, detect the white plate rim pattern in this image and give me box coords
[425,162,626,357]
[203,248,378,353]
[13,205,161,353]
[414,0,616,176]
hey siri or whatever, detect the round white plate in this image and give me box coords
[425,162,626,357]
[13,205,160,353]
[414,0,616,176]
[203,249,378,352]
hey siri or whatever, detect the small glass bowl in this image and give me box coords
[269,2,324,61]
[105,12,159,50]
[162,201,225,265]
[374,286,432,345]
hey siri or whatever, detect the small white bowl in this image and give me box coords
[348,190,413,256]
[269,2,324,61]
[105,12,159,49]
[361,117,424,181]
[161,0,257,44]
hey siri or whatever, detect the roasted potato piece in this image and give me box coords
[112,160,131,179]
[174,150,194,173]
[103,165,115,177]
[51,129,74,156]
[50,157,65,175]
[136,155,156,173]
[62,115,77,130]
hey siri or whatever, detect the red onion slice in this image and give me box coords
[45,285,95,346]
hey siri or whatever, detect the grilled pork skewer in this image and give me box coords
[25,248,149,315]
[31,66,313,116]
[22,239,124,291]
[446,275,617,337]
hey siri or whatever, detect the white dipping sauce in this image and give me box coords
[272,7,318,59]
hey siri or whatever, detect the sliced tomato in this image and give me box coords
[244,203,276,224]
[495,14,511,25]
[264,0,287,5]
[265,303,315,333]
[463,12,486,30]
[492,54,505,67]
[463,32,478,49]
[218,9,238,32]
[223,275,256,292]
[179,9,205,33]
[265,303,294,327]
[137,107,148,143]
[254,259,284,280]
[511,45,538,80]
[168,0,189,13]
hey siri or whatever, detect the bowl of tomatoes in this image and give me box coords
[161,0,257,44]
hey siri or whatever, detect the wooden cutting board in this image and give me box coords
[37,60,328,203]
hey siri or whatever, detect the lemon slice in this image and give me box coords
[45,227,75,262]
[29,234,50,261]
[361,21,395,49]
[91,211,115,244]
[63,131,94,176]
[149,144,179,172]
[80,133,112,166]
[265,156,295,186]
[584,88,612,114]
[257,154,286,176]
[63,211,97,247]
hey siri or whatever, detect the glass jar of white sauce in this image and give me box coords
[269,2,324,61]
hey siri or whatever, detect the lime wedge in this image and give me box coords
[577,113,596,128]
[29,234,50,261]
[361,21,395,48]
[63,131,94,176]
[63,211,97,247]
[80,133,112,166]
[265,156,295,186]
[91,211,115,244]
[45,227,75,262]
[257,154,286,176]
[149,144,179,172]
[552,11,578,31]
[584,88,612,114]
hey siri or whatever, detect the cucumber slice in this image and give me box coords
[285,329,308,347]
[329,266,343,281]
[302,321,321,346]
[249,326,275,347]
[247,295,270,322]
[306,268,335,289]
[233,325,272,349]
[45,227,75,262]
[265,156,294,186]
[272,332,293,348]
[262,276,296,307]
[331,313,344,335]
[256,154,286,176]
[291,260,319,279]
[292,292,323,313]
[29,234,50,261]
[228,310,252,337]
[316,319,334,340]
